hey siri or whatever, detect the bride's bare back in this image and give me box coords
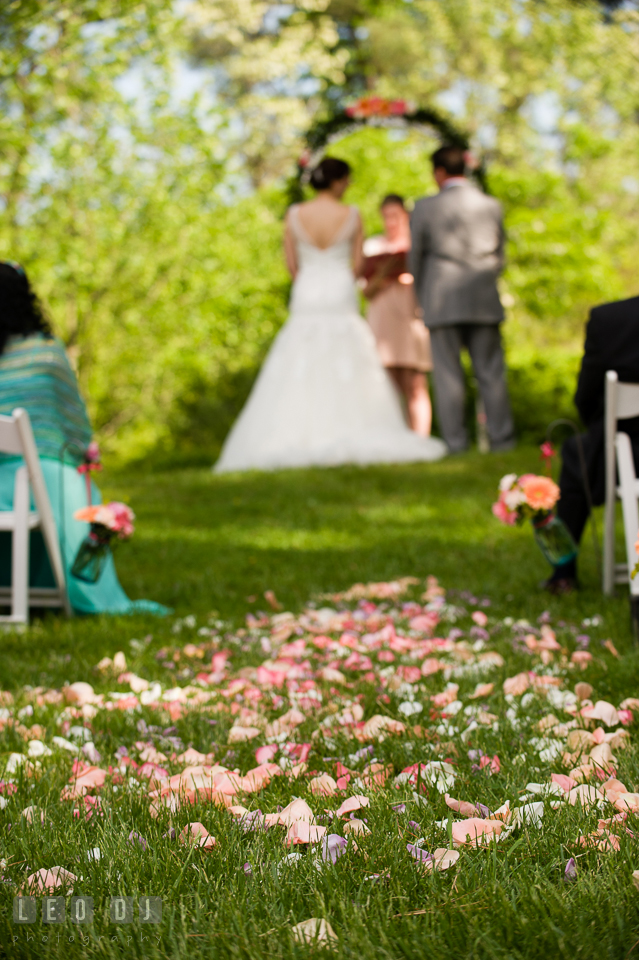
[284,195,363,278]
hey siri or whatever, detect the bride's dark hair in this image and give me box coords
[0,261,53,356]
[309,157,351,191]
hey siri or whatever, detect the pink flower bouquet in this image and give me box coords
[492,473,576,568]
[492,473,560,526]
[74,502,135,540]
[71,502,135,583]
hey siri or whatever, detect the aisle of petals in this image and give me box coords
[2,576,638,936]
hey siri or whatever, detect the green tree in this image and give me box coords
[0,1,290,462]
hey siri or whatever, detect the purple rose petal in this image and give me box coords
[351,745,375,763]
[239,810,265,833]
[82,742,101,763]
[407,820,420,832]
[128,831,148,851]
[243,862,253,877]
[407,843,432,863]
[320,834,348,864]
[391,803,406,814]
[564,857,577,881]
[476,803,492,819]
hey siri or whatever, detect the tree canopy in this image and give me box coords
[1,1,638,461]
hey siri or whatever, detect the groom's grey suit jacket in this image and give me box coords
[409,181,505,329]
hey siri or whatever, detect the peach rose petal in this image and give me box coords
[469,683,494,700]
[61,765,108,801]
[503,673,529,696]
[567,784,601,807]
[21,805,45,825]
[571,651,593,669]
[335,795,369,818]
[423,848,460,871]
[286,821,327,846]
[445,794,478,818]
[309,773,338,797]
[343,818,370,836]
[278,798,316,826]
[581,700,619,726]
[291,918,337,947]
[227,725,261,744]
[614,793,639,813]
[24,866,77,894]
[179,822,216,850]
[551,773,577,793]
[451,818,503,847]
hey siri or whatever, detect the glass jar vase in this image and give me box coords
[71,525,111,583]
[531,512,577,567]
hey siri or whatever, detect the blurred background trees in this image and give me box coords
[1,0,639,463]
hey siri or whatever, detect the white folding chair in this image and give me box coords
[603,370,639,597]
[0,408,71,622]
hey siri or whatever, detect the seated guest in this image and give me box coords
[546,294,639,598]
[0,261,166,615]
[362,195,433,437]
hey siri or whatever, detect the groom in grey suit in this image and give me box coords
[409,145,515,453]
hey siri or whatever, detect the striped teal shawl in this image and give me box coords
[0,334,92,464]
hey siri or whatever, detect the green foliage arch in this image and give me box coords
[287,99,487,205]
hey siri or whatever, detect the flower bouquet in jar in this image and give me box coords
[492,473,577,567]
[72,502,135,583]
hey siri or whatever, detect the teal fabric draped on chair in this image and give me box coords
[0,333,167,616]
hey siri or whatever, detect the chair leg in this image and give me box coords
[12,467,29,624]
[631,597,639,645]
[603,495,616,596]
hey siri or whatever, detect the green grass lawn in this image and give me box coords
[1,446,632,692]
[1,447,638,959]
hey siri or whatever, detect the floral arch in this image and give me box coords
[287,96,486,205]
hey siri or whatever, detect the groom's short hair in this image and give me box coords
[431,145,466,176]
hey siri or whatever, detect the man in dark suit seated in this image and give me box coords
[546,296,639,600]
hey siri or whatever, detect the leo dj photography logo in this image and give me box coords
[13,896,162,925]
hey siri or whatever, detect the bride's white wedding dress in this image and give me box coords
[214,205,447,473]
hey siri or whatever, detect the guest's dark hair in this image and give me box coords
[0,262,52,355]
[309,157,351,191]
[431,145,466,177]
[381,194,406,209]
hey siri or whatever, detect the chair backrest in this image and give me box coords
[605,370,639,521]
[0,414,27,456]
[606,370,639,422]
[9,409,71,616]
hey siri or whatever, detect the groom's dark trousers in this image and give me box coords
[410,179,514,453]
[557,296,639,546]
[429,323,513,453]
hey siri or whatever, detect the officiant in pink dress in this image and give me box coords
[362,195,433,437]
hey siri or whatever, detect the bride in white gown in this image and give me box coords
[214,157,447,473]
